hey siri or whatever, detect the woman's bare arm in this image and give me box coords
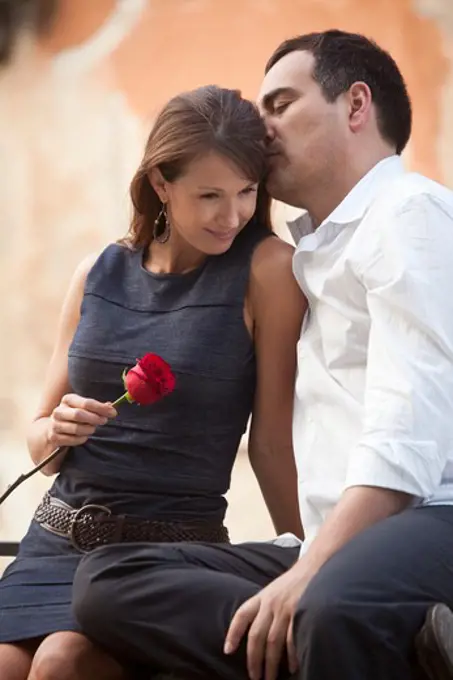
[247,236,307,538]
[27,253,114,475]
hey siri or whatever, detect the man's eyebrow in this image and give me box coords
[260,87,298,110]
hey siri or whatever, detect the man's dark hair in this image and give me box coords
[265,30,412,154]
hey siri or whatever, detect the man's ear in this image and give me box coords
[148,167,168,203]
[348,81,373,134]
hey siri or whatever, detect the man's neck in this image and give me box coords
[307,148,396,227]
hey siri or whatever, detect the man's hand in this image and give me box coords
[223,488,412,680]
[224,563,310,680]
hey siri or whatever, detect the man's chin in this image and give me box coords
[265,175,306,210]
[265,172,281,198]
[265,172,291,203]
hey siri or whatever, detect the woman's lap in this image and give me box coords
[0,521,82,643]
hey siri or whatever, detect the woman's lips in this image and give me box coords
[205,228,238,241]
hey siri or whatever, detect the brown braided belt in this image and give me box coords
[34,492,229,553]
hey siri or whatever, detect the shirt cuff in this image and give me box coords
[345,438,443,498]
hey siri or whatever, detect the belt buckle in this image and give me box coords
[69,503,112,553]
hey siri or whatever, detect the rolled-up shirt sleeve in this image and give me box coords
[345,193,453,498]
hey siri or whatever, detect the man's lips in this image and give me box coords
[267,149,283,163]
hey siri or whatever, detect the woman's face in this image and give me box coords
[151,151,259,255]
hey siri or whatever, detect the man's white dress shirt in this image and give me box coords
[282,155,453,555]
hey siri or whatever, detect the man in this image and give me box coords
[73,30,453,680]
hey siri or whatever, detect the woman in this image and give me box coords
[0,85,305,680]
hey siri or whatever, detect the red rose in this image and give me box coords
[123,353,176,405]
[0,352,176,507]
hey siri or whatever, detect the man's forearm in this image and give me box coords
[295,486,412,579]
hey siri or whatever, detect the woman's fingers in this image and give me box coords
[47,394,116,449]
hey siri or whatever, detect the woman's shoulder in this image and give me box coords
[250,234,296,282]
[82,242,138,288]
[68,250,102,295]
[63,243,132,302]
[74,242,127,275]
[247,234,306,324]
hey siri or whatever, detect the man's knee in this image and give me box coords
[72,551,121,635]
[293,569,391,658]
[73,543,179,634]
[292,565,373,650]
[294,593,356,645]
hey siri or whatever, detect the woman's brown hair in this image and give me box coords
[122,85,272,249]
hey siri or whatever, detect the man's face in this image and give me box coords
[258,50,347,210]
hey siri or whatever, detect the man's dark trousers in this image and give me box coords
[73,506,453,680]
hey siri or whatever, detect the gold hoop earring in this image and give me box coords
[153,203,171,244]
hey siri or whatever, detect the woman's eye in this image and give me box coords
[200,193,219,200]
[241,187,258,195]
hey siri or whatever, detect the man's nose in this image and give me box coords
[263,115,276,143]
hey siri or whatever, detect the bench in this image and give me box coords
[0,541,19,557]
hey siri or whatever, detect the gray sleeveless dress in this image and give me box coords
[0,220,270,643]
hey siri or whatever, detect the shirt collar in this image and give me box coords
[287,155,405,245]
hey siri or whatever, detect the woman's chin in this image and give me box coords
[199,233,238,255]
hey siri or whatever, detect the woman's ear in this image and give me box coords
[148,167,168,203]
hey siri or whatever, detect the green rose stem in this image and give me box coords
[111,384,134,408]
[111,369,137,407]
[0,388,134,507]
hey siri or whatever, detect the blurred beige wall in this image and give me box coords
[1,0,452,552]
